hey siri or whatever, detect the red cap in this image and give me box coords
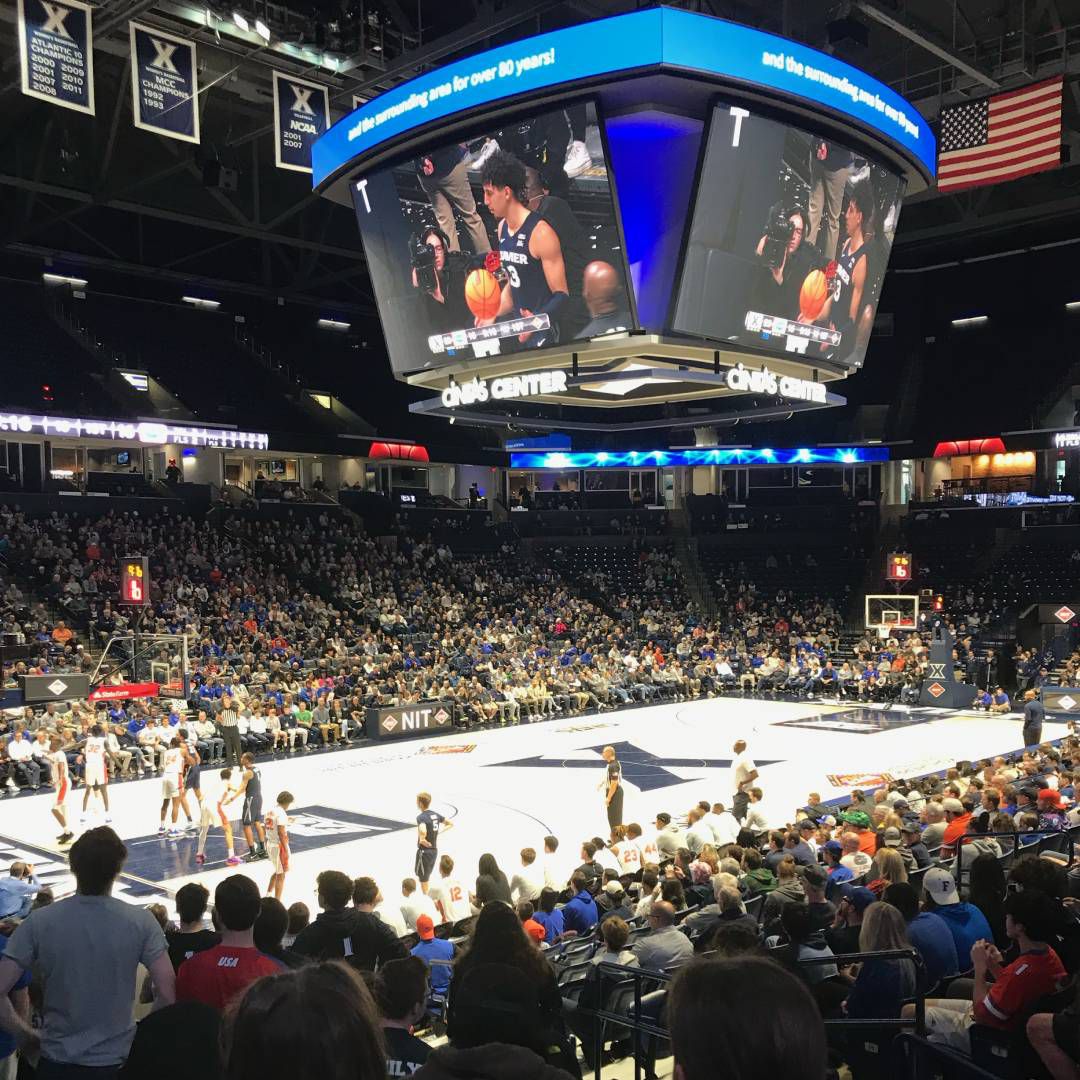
[1037,789,1062,808]
[523,919,546,944]
[416,914,435,940]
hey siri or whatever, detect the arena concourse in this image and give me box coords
[5,1,1080,1079]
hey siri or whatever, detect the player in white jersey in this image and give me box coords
[626,822,660,867]
[78,724,111,824]
[196,767,242,867]
[428,854,473,925]
[609,825,642,877]
[263,790,294,900]
[158,737,188,838]
[48,737,73,844]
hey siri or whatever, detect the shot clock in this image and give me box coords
[119,556,151,606]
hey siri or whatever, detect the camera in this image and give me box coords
[409,231,439,295]
[760,203,795,271]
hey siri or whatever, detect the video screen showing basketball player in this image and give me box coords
[350,100,632,374]
[672,102,904,370]
[477,149,568,350]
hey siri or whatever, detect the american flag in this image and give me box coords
[936,76,1063,193]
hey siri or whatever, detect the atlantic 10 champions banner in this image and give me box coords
[273,71,330,173]
[17,0,95,115]
[129,23,200,144]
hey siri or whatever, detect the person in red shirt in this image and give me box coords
[939,798,974,859]
[973,890,1065,1030]
[176,874,281,1010]
[909,888,1066,1052]
[517,901,546,945]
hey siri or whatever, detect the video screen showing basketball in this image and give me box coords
[351,100,633,374]
[671,102,905,370]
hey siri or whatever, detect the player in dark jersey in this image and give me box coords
[815,176,876,363]
[479,150,568,349]
[599,745,624,828]
[226,753,267,862]
[415,791,453,895]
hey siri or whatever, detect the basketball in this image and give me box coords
[464,268,501,320]
[799,269,828,321]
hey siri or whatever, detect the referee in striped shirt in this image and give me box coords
[216,695,242,767]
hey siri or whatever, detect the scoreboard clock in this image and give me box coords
[119,556,151,606]
[886,552,913,582]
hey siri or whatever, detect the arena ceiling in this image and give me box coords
[0,0,1078,316]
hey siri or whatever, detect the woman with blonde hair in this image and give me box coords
[867,847,907,896]
[843,901,918,1019]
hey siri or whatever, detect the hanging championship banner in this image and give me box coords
[17,0,95,115]
[129,22,200,144]
[273,70,329,173]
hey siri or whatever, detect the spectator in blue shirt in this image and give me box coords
[882,882,958,988]
[989,686,1011,714]
[561,873,598,936]
[0,863,42,919]
[410,915,454,997]
[533,888,565,944]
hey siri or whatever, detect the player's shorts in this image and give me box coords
[184,765,201,791]
[415,847,438,883]
[162,775,180,800]
[242,796,262,828]
[85,763,106,788]
[266,842,288,874]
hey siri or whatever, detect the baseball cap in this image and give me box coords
[824,839,843,856]
[942,798,964,814]
[900,819,922,835]
[798,819,816,832]
[797,864,829,889]
[1037,789,1063,808]
[923,867,960,906]
[416,914,435,941]
[838,885,876,913]
[840,810,871,829]
[604,880,625,896]
[883,826,902,847]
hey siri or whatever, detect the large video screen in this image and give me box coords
[672,102,905,370]
[352,100,633,374]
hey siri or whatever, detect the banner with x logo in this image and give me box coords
[17,0,94,114]
[274,71,331,173]
[130,23,200,144]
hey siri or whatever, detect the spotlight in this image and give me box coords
[232,11,248,31]
[254,18,270,40]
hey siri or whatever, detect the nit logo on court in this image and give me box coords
[123,805,414,883]
[487,740,781,793]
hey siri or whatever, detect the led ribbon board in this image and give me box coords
[312,7,934,187]
[509,447,889,469]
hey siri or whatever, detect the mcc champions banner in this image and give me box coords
[273,70,329,173]
[17,0,94,114]
[129,23,200,144]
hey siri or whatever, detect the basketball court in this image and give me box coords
[0,696,1062,911]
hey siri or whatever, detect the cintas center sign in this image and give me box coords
[441,369,567,409]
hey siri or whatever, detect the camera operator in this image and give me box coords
[409,226,473,334]
[0,863,42,920]
[751,204,816,322]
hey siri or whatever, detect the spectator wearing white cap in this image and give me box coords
[921,867,992,968]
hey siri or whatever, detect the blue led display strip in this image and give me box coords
[312,8,935,188]
[509,448,889,469]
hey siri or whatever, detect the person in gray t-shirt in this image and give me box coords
[0,827,174,1071]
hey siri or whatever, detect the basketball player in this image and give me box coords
[599,746,623,828]
[197,767,242,867]
[226,752,266,861]
[429,854,472,925]
[178,727,202,828]
[814,177,876,363]
[415,791,453,895]
[479,150,568,348]
[49,736,72,844]
[78,724,111,824]
[158,736,189,838]
[264,790,294,900]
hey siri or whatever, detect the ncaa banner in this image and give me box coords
[17,0,95,115]
[129,23,200,144]
[273,70,329,173]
